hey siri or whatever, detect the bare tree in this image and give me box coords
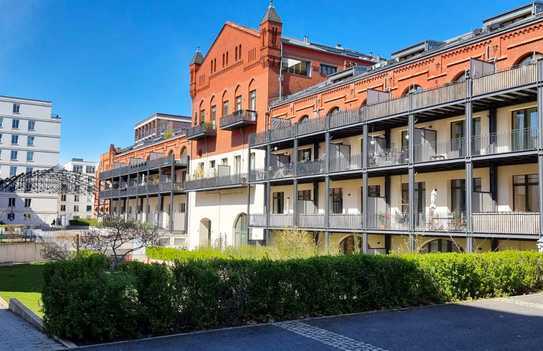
[80,217,160,268]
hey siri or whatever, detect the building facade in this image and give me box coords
[57,158,97,224]
[0,95,61,226]
[99,2,543,253]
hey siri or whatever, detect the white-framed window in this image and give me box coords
[0,117,3,128]
[86,166,95,174]
[10,150,17,161]
[8,198,15,207]
[12,119,19,129]
[86,205,92,212]
[282,57,311,77]
[61,194,66,202]
[11,135,18,145]
[27,136,34,146]
[12,103,20,114]
[74,205,79,212]
[28,120,36,131]
[26,151,33,161]
[24,198,31,208]
[25,167,33,174]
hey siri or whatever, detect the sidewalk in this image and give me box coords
[0,300,62,351]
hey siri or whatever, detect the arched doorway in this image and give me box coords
[419,239,462,253]
[233,213,248,247]
[199,218,211,247]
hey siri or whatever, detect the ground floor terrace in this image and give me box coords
[249,160,542,253]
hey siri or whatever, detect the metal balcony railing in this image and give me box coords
[329,214,362,229]
[267,164,294,180]
[99,189,120,199]
[220,110,257,130]
[415,212,466,232]
[472,63,538,97]
[269,126,295,143]
[472,212,540,235]
[297,214,325,228]
[186,123,216,140]
[296,159,325,176]
[249,169,267,182]
[365,95,410,121]
[269,214,293,227]
[185,173,248,190]
[414,138,465,163]
[296,117,326,136]
[249,214,267,226]
[329,109,362,129]
[329,154,362,173]
[368,146,408,168]
[411,81,467,111]
[99,156,184,180]
[472,128,539,156]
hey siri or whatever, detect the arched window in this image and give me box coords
[451,71,467,83]
[515,52,543,66]
[297,115,309,124]
[199,100,205,124]
[327,107,340,116]
[402,84,423,96]
[222,90,229,117]
[233,213,248,247]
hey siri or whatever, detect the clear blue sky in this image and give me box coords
[0,0,529,164]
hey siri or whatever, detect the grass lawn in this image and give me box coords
[0,264,45,317]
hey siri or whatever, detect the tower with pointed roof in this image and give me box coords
[260,1,282,68]
[189,48,204,98]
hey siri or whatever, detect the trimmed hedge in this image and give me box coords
[43,251,543,343]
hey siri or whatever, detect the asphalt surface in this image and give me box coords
[74,293,543,351]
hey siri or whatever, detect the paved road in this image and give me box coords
[74,293,543,351]
[0,305,62,351]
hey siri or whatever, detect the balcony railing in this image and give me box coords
[186,123,216,140]
[220,110,257,130]
[297,159,325,177]
[411,81,467,111]
[329,109,362,129]
[329,154,362,173]
[297,117,326,136]
[298,214,325,228]
[415,138,465,163]
[250,169,267,182]
[269,214,293,227]
[473,212,540,235]
[269,126,295,143]
[415,212,466,232]
[99,156,185,179]
[267,164,294,180]
[249,214,267,226]
[329,214,362,229]
[473,128,539,156]
[368,146,408,168]
[472,63,538,97]
[99,189,120,199]
[185,173,248,190]
[365,95,410,121]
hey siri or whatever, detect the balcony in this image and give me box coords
[365,95,410,121]
[296,117,326,136]
[329,109,362,129]
[329,214,362,230]
[186,123,216,140]
[220,110,257,130]
[297,214,325,228]
[99,156,186,180]
[411,81,467,111]
[269,214,293,227]
[267,164,294,180]
[329,154,362,173]
[185,173,248,191]
[368,146,408,168]
[415,138,465,163]
[473,212,540,235]
[472,63,537,98]
[99,188,120,199]
[473,128,538,156]
[296,159,325,177]
[366,197,409,231]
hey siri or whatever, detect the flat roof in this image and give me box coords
[0,95,52,105]
[134,112,191,129]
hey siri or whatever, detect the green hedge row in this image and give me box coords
[42,251,543,343]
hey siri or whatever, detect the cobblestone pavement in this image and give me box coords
[67,293,543,351]
[0,306,62,351]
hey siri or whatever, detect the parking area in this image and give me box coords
[74,293,543,351]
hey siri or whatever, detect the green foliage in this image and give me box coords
[43,251,543,344]
[69,218,99,227]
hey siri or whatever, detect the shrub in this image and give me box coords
[43,251,543,344]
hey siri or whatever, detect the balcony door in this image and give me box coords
[513,174,539,212]
[512,108,538,151]
[401,182,425,226]
[450,118,480,157]
[330,143,350,170]
[414,128,436,162]
[451,178,482,217]
[297,190,314,214]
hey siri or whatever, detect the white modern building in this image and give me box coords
[58,158,96,224]
[0,95,61,226]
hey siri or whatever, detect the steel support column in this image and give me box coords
[293,137,298,227]
[408,113,416,252]
[537,61,543,250]
[465,77,474,253]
